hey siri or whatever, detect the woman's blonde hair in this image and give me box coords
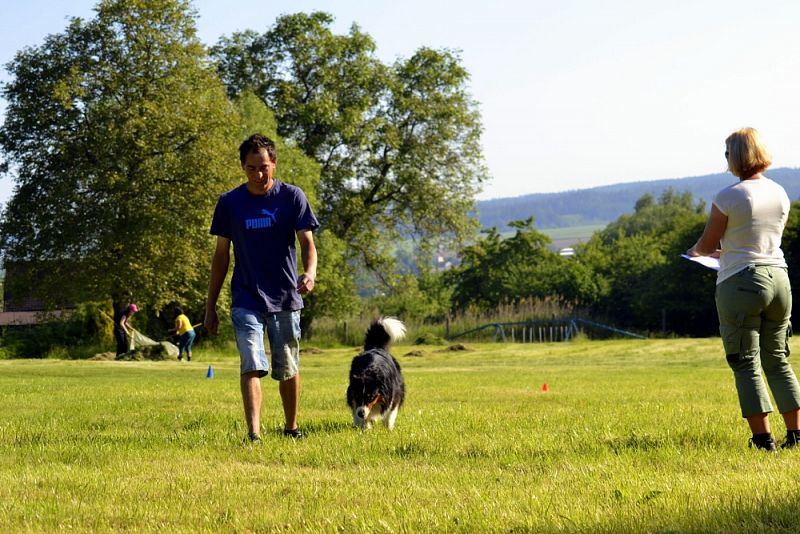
[725,127,771,178]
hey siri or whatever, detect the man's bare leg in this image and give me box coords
[279,373,300,431]
[241,372,262,436]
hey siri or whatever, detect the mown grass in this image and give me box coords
[498,224,605,242]
[2,338,800,532]
[541,223,607,241]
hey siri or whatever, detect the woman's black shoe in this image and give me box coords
[749,432,777,452]
[781,430,800,449]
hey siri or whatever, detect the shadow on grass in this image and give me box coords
[295,418,353,436]
[605,430,728,454]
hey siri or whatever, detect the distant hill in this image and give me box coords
[475,167,800,231]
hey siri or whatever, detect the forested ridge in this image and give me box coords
[476,167,800,231]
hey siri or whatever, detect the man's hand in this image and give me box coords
[204,308,219,335]
[297,273,315,295]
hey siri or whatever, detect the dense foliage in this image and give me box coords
[579,190,712,334]
[444,217,601,311]
[0,0,241,313]
[444,190,734,337]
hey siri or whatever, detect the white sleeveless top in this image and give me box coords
[713,176,789,284]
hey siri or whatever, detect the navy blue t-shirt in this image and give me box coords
[209,181,319,312]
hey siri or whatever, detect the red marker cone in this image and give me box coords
[541,383,549,392]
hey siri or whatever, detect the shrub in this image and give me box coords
[0,302,113,358]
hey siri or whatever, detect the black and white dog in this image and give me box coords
[347,317,406,430]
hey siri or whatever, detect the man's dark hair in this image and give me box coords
[239,134,277,165]
[174,306,183,316]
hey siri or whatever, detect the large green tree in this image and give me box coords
[579,189,714,334]
[212,12,486,280]
[0,0,240,313]
[779,200,800,326]
[444,217,598,311]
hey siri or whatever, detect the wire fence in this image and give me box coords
[447,318,646,343]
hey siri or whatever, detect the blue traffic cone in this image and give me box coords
[206,365,214,379]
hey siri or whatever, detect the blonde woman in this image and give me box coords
[687,128,800,451]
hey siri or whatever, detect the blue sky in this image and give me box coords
[2,0,800,203]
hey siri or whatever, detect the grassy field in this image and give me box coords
[541,224,606,242]
[496,224,606,249]
[2,338,800,532]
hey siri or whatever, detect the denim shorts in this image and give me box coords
[231,308,301,380]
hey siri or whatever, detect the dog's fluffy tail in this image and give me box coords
[364,317,406,350]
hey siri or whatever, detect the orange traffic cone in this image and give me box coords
[541,383,549,392]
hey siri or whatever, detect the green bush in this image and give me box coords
[414,332,447,345]
[0,302,112,358]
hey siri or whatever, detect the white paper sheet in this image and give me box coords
[681,254,720,271]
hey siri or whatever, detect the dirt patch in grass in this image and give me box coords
[92,345,178,361]
[439,343,471,352]
[414,332,447,345]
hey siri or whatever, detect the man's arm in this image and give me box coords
[296,230,317,295]
[205,236,231,335]
[119,314,131,335]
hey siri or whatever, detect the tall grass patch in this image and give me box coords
[311,298,572,346]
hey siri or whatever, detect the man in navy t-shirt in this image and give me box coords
[205,134,319,441]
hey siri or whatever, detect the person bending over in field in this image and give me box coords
[114,303,138,356]
[687,127,800,451]
[205,134,318,442]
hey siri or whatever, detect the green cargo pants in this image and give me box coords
[716,265,800,418]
